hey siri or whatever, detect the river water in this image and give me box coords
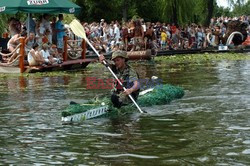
[0,53,250,165]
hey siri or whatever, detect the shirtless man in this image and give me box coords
[7,33,20,52]
[131,20,144,51]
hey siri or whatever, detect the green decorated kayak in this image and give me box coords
[61,84,184,123]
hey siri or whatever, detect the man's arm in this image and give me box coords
[123,80,140,96]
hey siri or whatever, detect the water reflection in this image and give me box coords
[0,56,250,165]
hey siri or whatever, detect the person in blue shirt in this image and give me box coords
[55,14,66,53]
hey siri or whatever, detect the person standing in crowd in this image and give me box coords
[56,14,66,53]
[122,22,129,51]
[35,15,44,45]
[51,16,57,45]
[25,32,36,54]
[212,25,222,45]
[144,22,155,49]
[160,28,167,50]
[42,29,52,45]
[131,19,144,51]
[114,23,121,44]
[25,14,36,34]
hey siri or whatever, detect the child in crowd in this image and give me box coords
[42,29,52,45]
[49,44,63,63]
[160,28,167,50]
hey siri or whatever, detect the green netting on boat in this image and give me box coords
[137,84,184,107]
[61,84,184,117]
[61,98,111,117]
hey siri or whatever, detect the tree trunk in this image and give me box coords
[122,0,128,22]
[205,0,214,27]
[172,0,178,25]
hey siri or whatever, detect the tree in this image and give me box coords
[205,0,215,26]
[75,0,122,22]
[231,0,250,16]
[0,14,10,35]
[159,0,195,25]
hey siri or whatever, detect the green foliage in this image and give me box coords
[132,0,159,22]
[214,6,232,18]
[231,0,250,16]
[75,0,122,22]
[155,53,250,64]
[0,14,9,35]
[159,0,196,24]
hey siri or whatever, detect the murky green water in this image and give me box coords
[0,53,250,165]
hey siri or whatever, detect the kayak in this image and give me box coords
[61,84,184,123]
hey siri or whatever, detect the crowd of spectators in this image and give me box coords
[2,13,64,65]
[81,15,250,54]
[1,14,250,66]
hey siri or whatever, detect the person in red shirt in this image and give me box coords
[171,23,177,35]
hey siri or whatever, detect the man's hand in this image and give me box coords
[123,88,133,96]
[123,80,139,96]
[99,54,105,63]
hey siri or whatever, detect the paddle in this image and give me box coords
[69,19,145,114]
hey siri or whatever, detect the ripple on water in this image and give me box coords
[99,153,159,159]
[227,126,250,131]
[93,132,123,137]
[242,149,250,154]
[155,118,175,121]
[243,140,250,144]
[197,156,209,162]
[61,152,80,157]
[226,152,239,156]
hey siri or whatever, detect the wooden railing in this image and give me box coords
[19,37,25,73]
[63,36,86,60]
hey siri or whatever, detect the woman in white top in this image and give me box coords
[28,43,45,66]
[40,43,58,64]
[40,43,52,64]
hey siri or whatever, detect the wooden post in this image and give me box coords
[81,39,86,59]
[63,36,68,61]
[19,37,25,73]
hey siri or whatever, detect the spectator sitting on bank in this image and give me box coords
[28,43,47,66]
[49,44,63,63]
[7,32,21,53]
[40,43,58,65]
[7,31,27,64]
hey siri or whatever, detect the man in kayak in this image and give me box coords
[99,50,140,108]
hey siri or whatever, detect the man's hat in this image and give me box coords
[111,50,128,60]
